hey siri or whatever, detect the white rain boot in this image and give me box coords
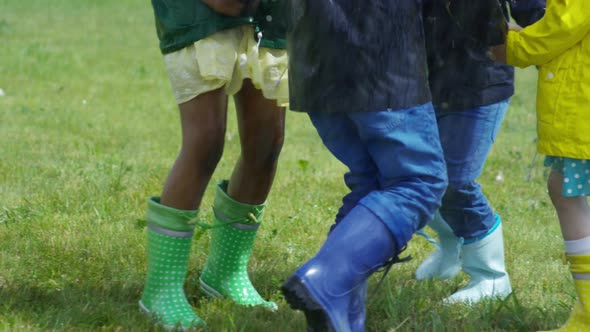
[416,211,463,280]
[445,216,512,304]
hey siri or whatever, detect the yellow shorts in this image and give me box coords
[163,25,289,107]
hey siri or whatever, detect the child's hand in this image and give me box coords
[488,44,507,64]
[202,0,260,16]
[487,23,521,64]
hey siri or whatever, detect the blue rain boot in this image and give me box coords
[281,205,399,332]
[445,215,512,304]
[328,215,368,332]
[415,211,463,280]
[348,280,368,332]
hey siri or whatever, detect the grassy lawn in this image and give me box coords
[0,1,575,331]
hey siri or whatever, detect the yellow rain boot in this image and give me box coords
[542,254,590,331]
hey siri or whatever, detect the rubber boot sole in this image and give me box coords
[281,275,336,332]
[138,301,206,331]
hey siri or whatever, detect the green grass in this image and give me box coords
[0,1,576,331]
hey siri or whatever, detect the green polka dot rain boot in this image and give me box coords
[139,197,205,331]
[199,181,277,310]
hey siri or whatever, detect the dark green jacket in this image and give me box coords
[151,0,286,54]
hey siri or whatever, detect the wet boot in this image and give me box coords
[199,181,277,310]
[282,205,398,332]
[415,211,463,280]
[540,254,590,331]
[139,197,205,330]
[445,216,512,304]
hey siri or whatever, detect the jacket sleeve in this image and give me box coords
[508,0,545,27]
[506,0,590,67]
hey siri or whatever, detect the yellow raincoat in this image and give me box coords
[506,0,590,159]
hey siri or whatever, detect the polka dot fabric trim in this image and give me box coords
[140,229,205,330]
[544,157,590,197]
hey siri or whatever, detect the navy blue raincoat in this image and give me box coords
[285,0,431,113]
[424,0,546,110]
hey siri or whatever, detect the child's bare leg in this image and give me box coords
[547,169,590,331]
[160,88,228,210]
[227,79,285,204]
[198,80,284,310]
[140,88,227,329]
[548,169,590,241]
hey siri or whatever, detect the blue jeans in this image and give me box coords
[308,103,447,249]
[436,99,509,241]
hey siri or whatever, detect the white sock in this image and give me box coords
[565,235,590,255]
